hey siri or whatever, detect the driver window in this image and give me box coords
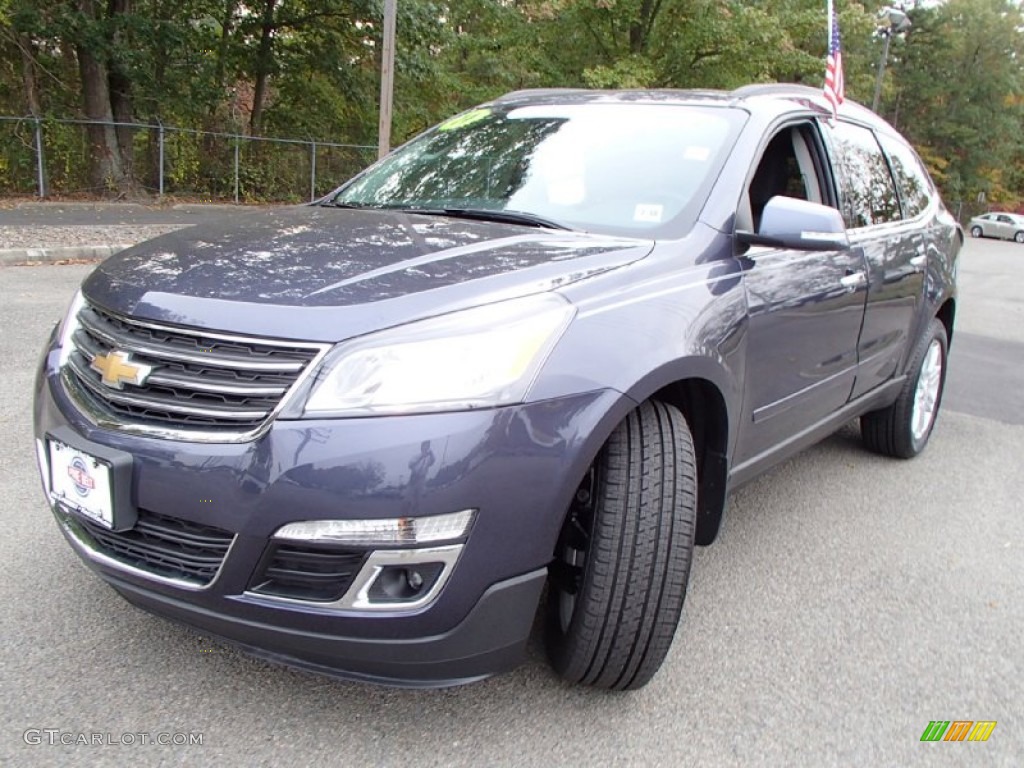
[744,125,826,232]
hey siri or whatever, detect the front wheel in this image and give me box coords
[1014,231,1024,244]
[545,399,697,690]
[861,318,948,458]
[970,226,982,238]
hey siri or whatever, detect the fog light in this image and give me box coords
[367,563,445,602]
[245,544,465,612]
[348,545,463,611]
[274,509,475,546]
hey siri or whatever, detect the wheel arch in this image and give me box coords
[621,358,735,546]
[936,297,956,349]
[548,358,736,563]
[648,378,731,546]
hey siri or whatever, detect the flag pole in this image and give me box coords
[827,0,834,48]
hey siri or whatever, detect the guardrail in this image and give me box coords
[0,116,377,203]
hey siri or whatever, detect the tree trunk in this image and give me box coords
[75,0,142,198]
[249,0,278,134]
[17,35,43,117]
[77,42,138,196]
[17,34,49,196]
[629,0,663,55]
[107,0,135,168]
[214,0,239,94]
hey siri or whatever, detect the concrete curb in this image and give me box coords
[7,201,249,211]
[0,244,132,266]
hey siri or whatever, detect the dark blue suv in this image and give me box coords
[33,85,961,690]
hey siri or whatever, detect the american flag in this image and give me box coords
[824,0,845,120]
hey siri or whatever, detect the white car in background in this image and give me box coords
[968,212,1024,243]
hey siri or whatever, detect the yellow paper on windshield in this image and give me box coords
[439,108,492,132]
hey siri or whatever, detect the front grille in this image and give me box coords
[65,506,234,587]
[63,302,327,437]
[248,542,367,602]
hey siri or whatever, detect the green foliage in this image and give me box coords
[886,0,1024,209]
[0,0,1020,206]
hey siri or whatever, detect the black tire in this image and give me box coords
[970,226,982,238]
[545,399,697,690]
[1014,231,1024,244]
[861,318,948,459]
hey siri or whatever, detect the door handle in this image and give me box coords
[840,271,867,291]
[910,255,926,270]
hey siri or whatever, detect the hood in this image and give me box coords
[83,206,653,343]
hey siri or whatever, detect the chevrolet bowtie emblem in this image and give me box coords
[90,350,153,389]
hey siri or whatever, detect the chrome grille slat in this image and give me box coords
[68,355,272,421]
[62,300,330,440]
[145,369,288,397]
[72,328,293,397]
[78,308,306,372]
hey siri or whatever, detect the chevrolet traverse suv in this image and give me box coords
[33,85,960,690]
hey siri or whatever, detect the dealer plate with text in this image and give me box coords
[48,439,115,529]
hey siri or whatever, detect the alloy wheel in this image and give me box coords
[911,339,943,442]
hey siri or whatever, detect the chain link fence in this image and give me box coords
[4,116,1014,225]
[0,116,376,203]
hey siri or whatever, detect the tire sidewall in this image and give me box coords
[970,226,982,238]
[1015,231,1024,244]
[545,400,697,689]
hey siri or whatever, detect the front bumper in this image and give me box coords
[34,339,626,685]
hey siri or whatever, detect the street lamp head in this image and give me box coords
[878,7,912,33]
[872,6,911,113]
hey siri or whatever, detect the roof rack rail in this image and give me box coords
[730,83,825,100]
[493,88,593,103]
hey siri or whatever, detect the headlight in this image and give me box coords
[56,289,86,367]
[303,293,574,417]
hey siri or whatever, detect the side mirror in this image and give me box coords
[737,196,851,251]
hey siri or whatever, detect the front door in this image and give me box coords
[733,123,868,466]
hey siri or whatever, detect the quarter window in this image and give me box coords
[826,121,901,228]
[876,133,934,219]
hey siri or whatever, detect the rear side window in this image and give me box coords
[826,121,901,228]
[876,133,934,219]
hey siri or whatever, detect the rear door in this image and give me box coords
[822,121,926,399]
[995,214,1015,238]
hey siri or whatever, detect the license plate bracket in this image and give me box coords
[45,426,137,531]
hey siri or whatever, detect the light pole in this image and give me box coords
[872,7,911,113]
[378,0,397,159]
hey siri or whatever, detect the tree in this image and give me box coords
[888,0,1024,207]
[0,0,1018,206]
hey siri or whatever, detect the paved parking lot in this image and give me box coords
[1,237,1021,766]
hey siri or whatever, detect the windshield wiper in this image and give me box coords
[323,200,378,209]
[401,207,571,231]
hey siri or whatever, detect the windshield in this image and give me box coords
[331,102,744,237]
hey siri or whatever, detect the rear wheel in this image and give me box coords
[1014,231,1024,244]
[546,399,697,690]
[970,225,982,238]
[861,318,948,458]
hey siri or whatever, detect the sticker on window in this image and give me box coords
[634,204,664,223]
[438,108,492,132]
[683,146,711,162]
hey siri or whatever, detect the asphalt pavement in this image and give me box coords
[0,200,246,226]
[0,234,1021,767]
[0,201,259,263]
